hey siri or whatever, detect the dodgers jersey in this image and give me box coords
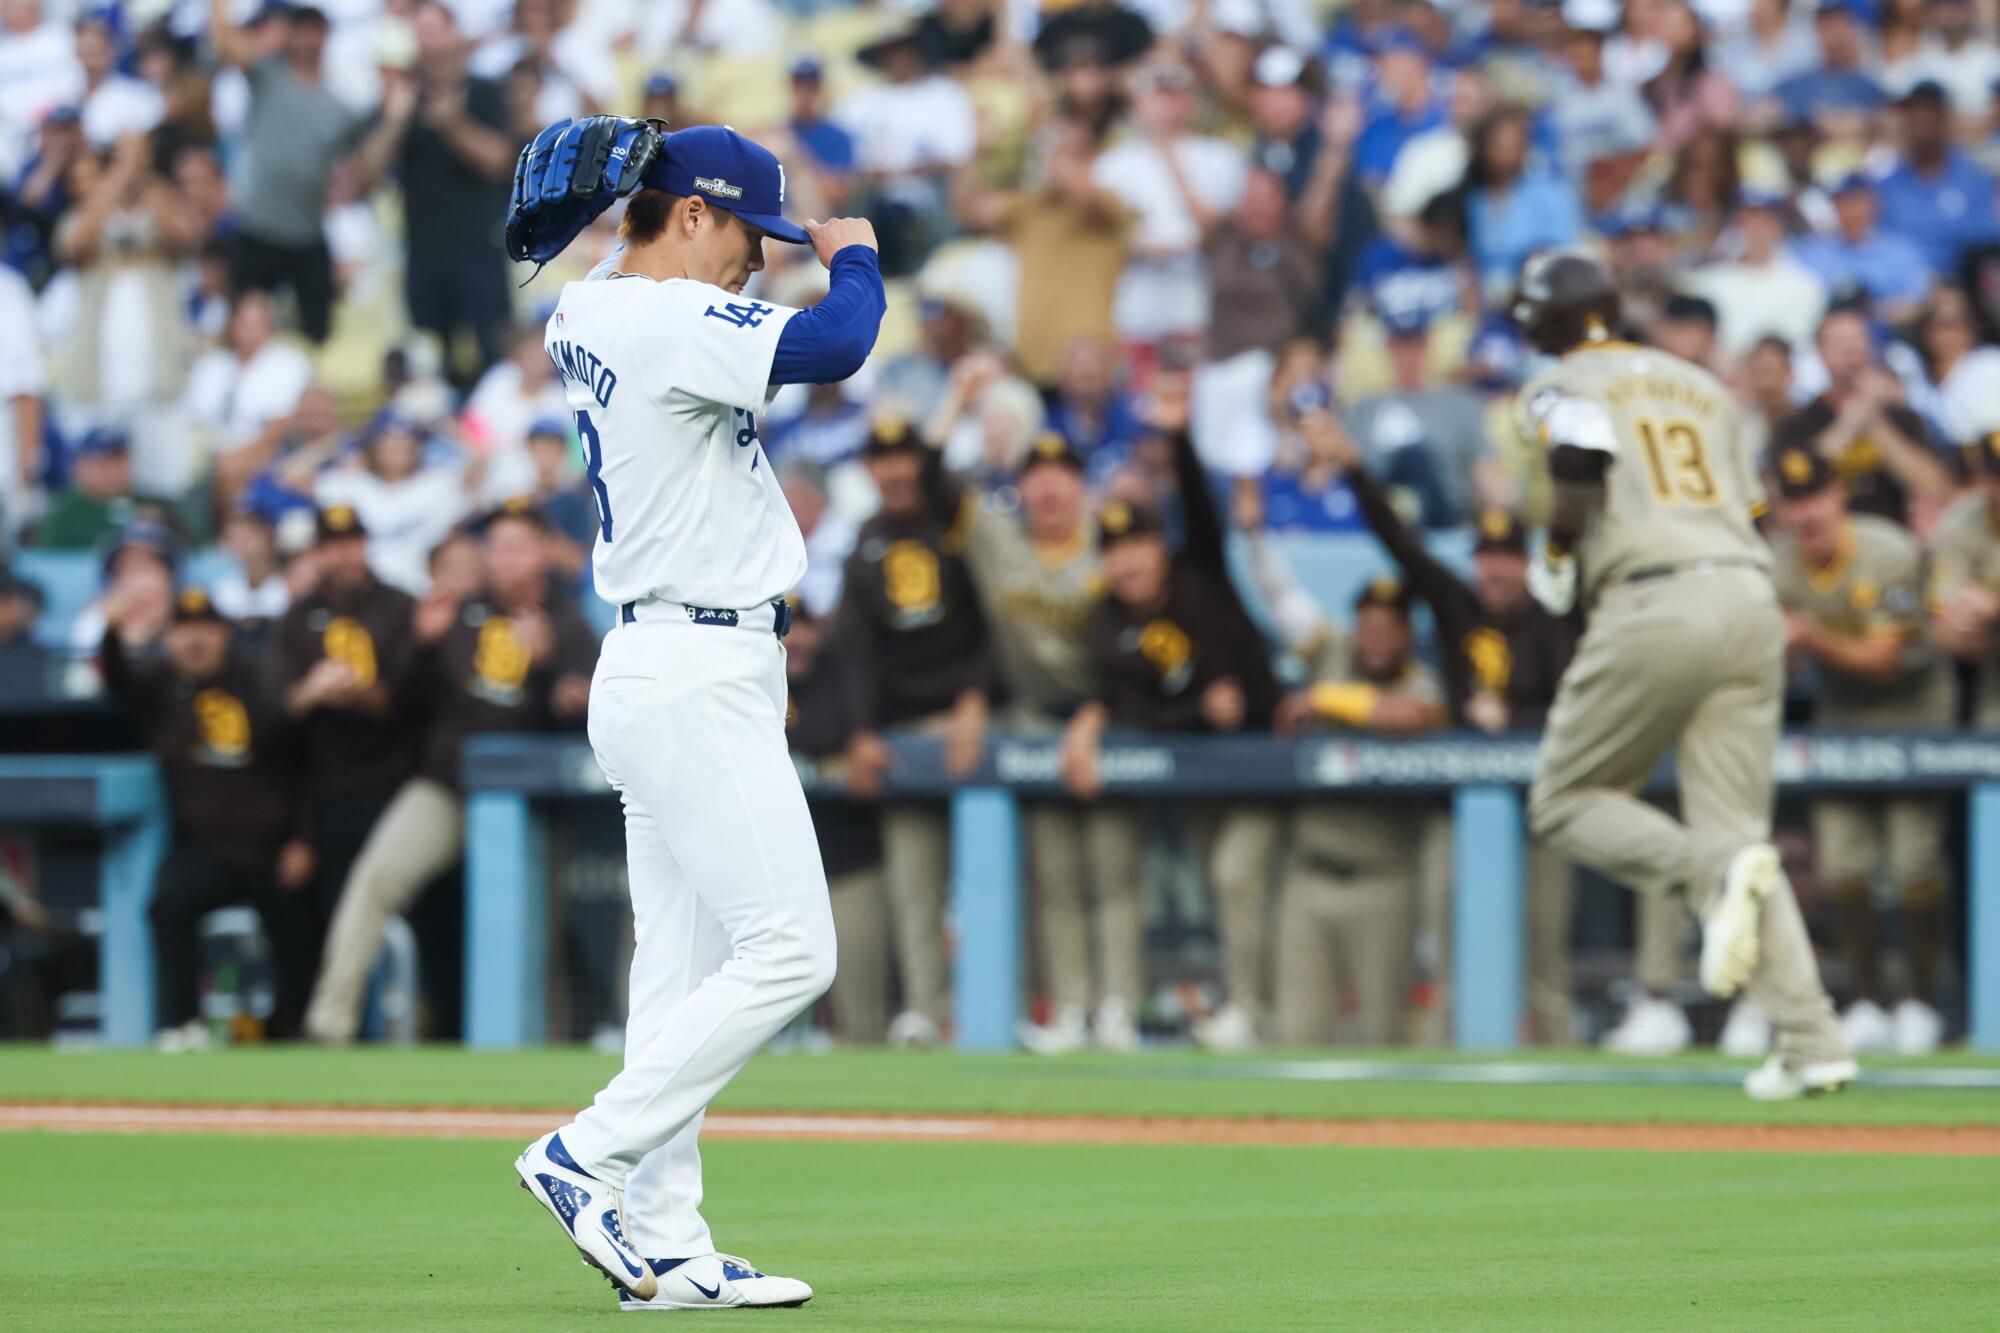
[546,272,805,609]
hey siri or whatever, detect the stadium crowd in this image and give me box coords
[2,0,1998,1056]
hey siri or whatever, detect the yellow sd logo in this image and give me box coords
[193,689,250,757]
[1464,626,1512,691]
[323,617,378,687]
[474,619,532,690]
[883,541,941,612]
[1138,619,1192,673]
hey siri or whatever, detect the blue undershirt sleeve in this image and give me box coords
[768,245,887,386]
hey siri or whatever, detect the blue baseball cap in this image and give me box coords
[76,426,131,457]
[790,55,824,81]
[1738,186,1790,211]
[643,71,678,98]
[1371,27,1431,59]
[643,126,810,245]
[527,416,569,440]
[1831,170,1876,196]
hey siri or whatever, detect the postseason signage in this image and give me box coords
[465,731,2000,799]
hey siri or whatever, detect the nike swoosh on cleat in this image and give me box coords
[602,1227,643,1278]
[687,1278,722,1300]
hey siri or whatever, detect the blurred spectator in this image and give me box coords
[923,348,1047,490]
[1663,127,1740,257]
[305,501,594,1043]
[1653,293,1722,372]
[1908,285,2000,447]
[1770,447,1952,1056]
[781,57,855,219]
[1043,337,1141,480]
[1773,307,1951,530]
[765,380,870,472]
[1270,577,1445,1045]
[0,564,50,695]
[211,502,291,627]
[75,9,163,150]
[782,600,889,1044]
[1250,380,1362,533]
[316,414,469,595]
[1060,394,1281,1051]
[1353,29,1445,191]
[1093,56,1247,364]
[836,23,976,277]
[1460,104,1583,298]
[1550,14,1656,211]
[103,586,315,1049]
[5,104,85,286]
[351,1,517,387]
[1641,0,1740,150]
[0,2,84,180]
[184,291,313,508]
[0,567,42,647]
[1740,335,1802,456]
[1246,47,1375,320]
[54,132,200,499]
[1686,190,1829,356]
[1772,0,1887,132]
[210,0,365,346]
[469,0,614,123]
[876,279,983,425]
[1788,174,1933,324]
[956,116,1130,388]
[777,456,855,620]
[69,520,178,654]
[519,418,592,580]
[461,325,570,503]
[1344,299,1494,529]
[33,425,137,550]
[1031,0,1154,71]
[1893,0,2000,119]
[0,258,45,537]
[269,504,417,971]
[1874,80,1998,279]
[1714,0,1821,100]
[836,420,995,1047]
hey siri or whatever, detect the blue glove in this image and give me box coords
[505,116,664,267]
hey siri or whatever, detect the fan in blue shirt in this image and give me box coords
[1789,174,1934,320]
[1874,81,2000,276]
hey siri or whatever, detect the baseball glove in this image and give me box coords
[505,115,665,267]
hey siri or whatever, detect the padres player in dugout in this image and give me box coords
[1772,448,1954,1054]
[1310,412,1581,1045]
[502,116,884,1307]
[1934,431,2000,726]
[268,504,416,964]
[835,417,994,1049]
[1512,250,1854,1100]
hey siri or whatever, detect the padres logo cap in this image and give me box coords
[1021,431,1085,476]
[315,504,368,544]
[1095,497,1163,548]
[863,416,919,457]
[1355,575,1412,615]
[173,586,226,624]
[1774,447,1837,500]
[642,125,810,245]
[1473,507,1527,555]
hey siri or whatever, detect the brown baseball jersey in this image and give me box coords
[1290,630,1444,874]
[268,573,416,798]
[1931,492,2000,723]
[1518,343,1767,606]
[1771,516,1952,729]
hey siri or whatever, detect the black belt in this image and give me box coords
[1621,556,1765,586]
[619,599,792,638]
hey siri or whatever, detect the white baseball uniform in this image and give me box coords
[545,270,837,1260]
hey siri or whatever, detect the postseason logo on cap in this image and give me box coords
[694,175,744,200]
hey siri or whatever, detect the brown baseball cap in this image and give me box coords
[1773,447,1839,500]
[1094,497,1164,549]
[1472,507,1527,555]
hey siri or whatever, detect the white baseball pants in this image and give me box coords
[559,611,836,1259]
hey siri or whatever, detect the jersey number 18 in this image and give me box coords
[578,410,612,541]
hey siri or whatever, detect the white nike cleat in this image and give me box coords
[1192,1003,1258,1053]
[1891,998,1944,1055]
[515,1131,657,1300]
[1601,996,1692,1056]
[1700,844,1781,998]
[1019,1005,1089,1056]
[1717,998,1772,1058]
[1840,999,1896,1054]
[1743,1054,1861,1101]
[1092,998,1141,1053]
[617,1253,812,1311]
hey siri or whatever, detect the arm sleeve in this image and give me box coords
[768,246,887,388]
[1171,428,1229,574]
[1347,463,1470,612]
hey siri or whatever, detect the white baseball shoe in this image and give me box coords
[1717,998,1771,1058]
[515,1131,657,1300]
[1192,1003,1258,1053]
[887,1010,942,1049]
[1743,1054,1860,1101]
[1700,844,1781,998]
[1892,998,1944,1055]
[616,1253,812,1311]
[1092,998,1141,1053]
[1840,999,1896,1054]
[1601,996,1692,1056]
[1019,1005,1089,1056]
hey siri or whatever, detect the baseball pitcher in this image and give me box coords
[1511,251,1853,1101]
[502,116,884,1308]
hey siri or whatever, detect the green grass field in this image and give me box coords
[5,1046,1999,1330]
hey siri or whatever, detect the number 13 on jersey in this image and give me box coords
[1636,418,1718,505]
